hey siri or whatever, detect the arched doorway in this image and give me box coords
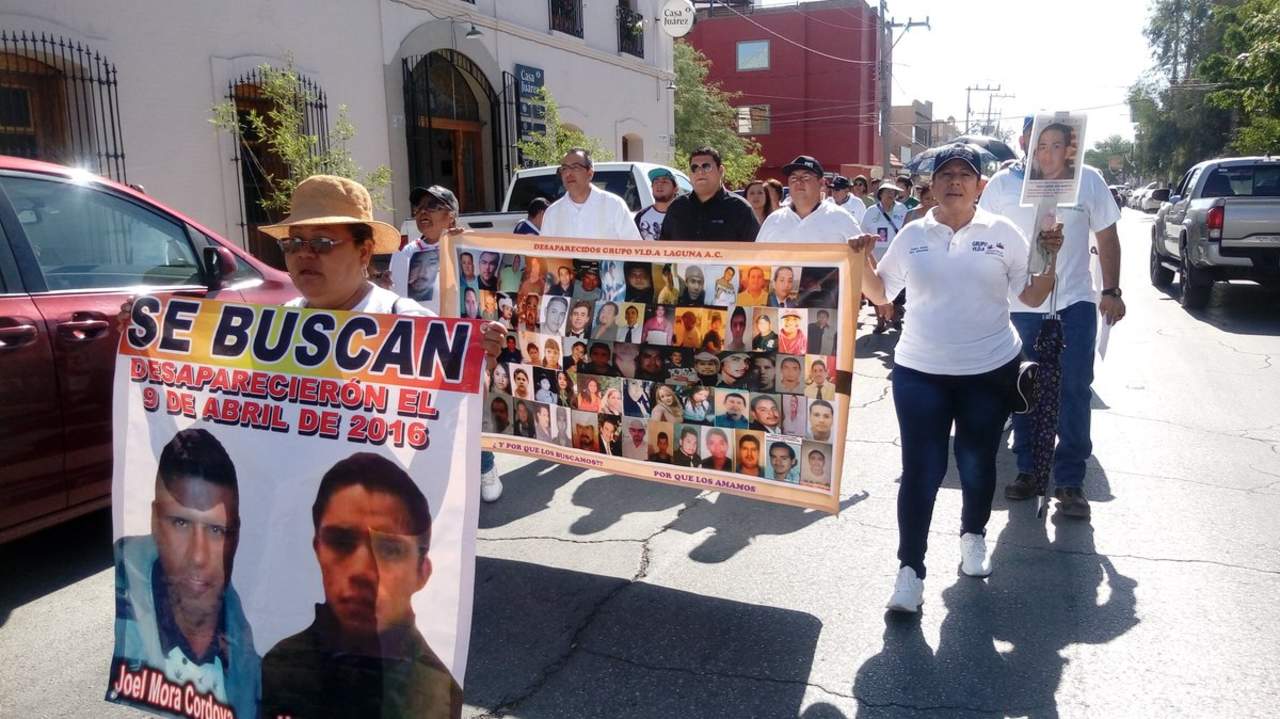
[402,49,512,212]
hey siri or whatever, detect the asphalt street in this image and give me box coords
[3,209,1278,718]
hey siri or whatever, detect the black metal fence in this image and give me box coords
[225,68,329,262]
[550,0,584,37]
[617,4,645,58]
[0,31,126,181]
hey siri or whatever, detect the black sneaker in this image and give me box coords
[1004,472,1039,501]
[1054,487,1091,519]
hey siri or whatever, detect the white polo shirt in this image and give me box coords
[876,207,1031,375]
[826,194,867,224]
[541,185,644,241]
[756,200,863,244]
[979,164,1120,313]
[861,201,909,260]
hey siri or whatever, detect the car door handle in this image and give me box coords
[0,323,39,350]
[57,319,110,342]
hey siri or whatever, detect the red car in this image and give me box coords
[0,157,296,542]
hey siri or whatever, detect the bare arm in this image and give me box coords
[1095,223,1126,324]
[1016,224,1063,307]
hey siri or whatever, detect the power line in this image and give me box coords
[708,0,878,65]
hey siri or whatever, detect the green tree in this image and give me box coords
[1084,135,1136,185]
[672,41,763,187]
[1202,0,1280,154]
[211,59,390,214]
[515,87,614,166]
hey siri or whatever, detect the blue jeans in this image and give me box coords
[893,358,1018,579]
[481,450,495,474]
[1010,301,1097,489]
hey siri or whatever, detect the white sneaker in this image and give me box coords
[960,533,991,577]
[480,468,503,502]
[886,566,924,613]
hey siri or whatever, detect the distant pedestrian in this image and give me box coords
[851,174,875,208]
[756,156,863,245]
[826,175,867,224]
[635,168,680,241]
[764,179,785,211]
[744,179,777,225]
[513,197,549,235]
[903,183,935,225]
[897,176,919,210]
[863,180,910,333]
[658,146,759,242]
[542,148,643,240]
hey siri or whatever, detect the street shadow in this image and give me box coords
[666,490,870,563]
[852,506,1139,718]
[855,330,900,371]
[479,459,588,530]
[568,474,701,535]
[0,508,113,627]
[465,557,823,718]
[1159,280,1280,337]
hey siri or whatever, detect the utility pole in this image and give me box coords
[879,1,929,180]
[964,84,1000,134]
[985,92,1015,136]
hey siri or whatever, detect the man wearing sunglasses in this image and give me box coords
[658,145,759,242]
[541,148,643,241]
[261,452,462,719]
[390,185,460,316]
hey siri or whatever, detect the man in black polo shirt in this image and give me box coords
[658,145,759,242]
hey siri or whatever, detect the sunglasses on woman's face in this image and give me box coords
[277,235,346,254]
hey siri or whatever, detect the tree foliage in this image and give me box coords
[1084,135,1136,185]
[672,41,763,187]
[1202,0,1280,154]
[211,59,390,214]
[515,86,614,167]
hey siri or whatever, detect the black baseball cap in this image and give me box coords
[782,155,824,178]
[831,175,851,190]
[932,143,983,176]
[410,185,459,212]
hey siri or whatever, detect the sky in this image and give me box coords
[756,0,1156,144]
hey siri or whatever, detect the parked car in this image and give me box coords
[1141,187,1170,213]
[1130,181,1159,209]
[1150,156,1280,308]
[0,156,296,542]
[407,162,692,237]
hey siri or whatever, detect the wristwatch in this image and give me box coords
[1101,287,1123,298]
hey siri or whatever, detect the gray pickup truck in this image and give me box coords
[1151,156,1280,309]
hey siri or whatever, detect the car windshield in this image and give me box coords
[1201,165,1280,198]
[508,170,642,211]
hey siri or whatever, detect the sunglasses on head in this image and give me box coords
[277,235,346,254]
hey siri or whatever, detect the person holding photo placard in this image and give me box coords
[853,144,1062,614]
[980,115,1123,521]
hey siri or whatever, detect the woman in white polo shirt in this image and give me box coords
[854,144,1061,613]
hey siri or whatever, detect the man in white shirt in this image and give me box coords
[979,116,1125,520]
[541,148,643,241]
[757,155,864,245]
[826,175,867,224]
[634,168,678,241]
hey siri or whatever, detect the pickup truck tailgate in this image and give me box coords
[1221,197,1280,247]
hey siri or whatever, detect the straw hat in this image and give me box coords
[259,175,401,254]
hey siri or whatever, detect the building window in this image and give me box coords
[550,0,584,38]
[0,31,126,181]
[736,40,769,71]
[617,2,645,58]
[736,105,770,135]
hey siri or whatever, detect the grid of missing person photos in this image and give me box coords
[462,251,845,490]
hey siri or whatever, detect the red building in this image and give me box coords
[686,0,881,183]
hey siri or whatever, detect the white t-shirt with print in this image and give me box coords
[389,237,441,316]
[826,194,868,224]
[284,283,434,317]
[876,207,1031,375]
[756,200,863,244]
[979,165,1121,313]
[635,205,666,241]
[861,201,909,260]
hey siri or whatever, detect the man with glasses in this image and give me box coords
[391,185,460,315]
[541,148,643,241]
[658,145,759,242]
[757,156,864,246]
[826,175,867,223]
[261,452,461,718]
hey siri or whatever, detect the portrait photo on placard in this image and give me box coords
[538,335,565,371]
[747,352,777,392]
[572,410,601,452]
[775,354,806,394]
[672,424,704,467]
[623,261,656,303]
[456,248,479,290]
[597,413,623,456]
[1020,112,1088,206]
[553,369,576,407]
[591,302,620,341]
[486,392,512,434]
[600,260,626,302]
[532,366,559,404]
[545,259,577,297]
[642,304,675,345]
[673,307,705,349]
[517,255,550,296]
[495,292,518,330]
[653,263,681,305]
[615,302,646,344]
[724,306,750,351]
[707,265,736,306]
[768,265,801,308]
[780,393,808,437]
[776,308,809,356]
[497,253,524,293]
[490,360,513,395]
[716,351,752,390]
[737,265,771,306]
[748,393,784,434]
[798,266,840,309]
[806,308,838,355]
[634,345,670,383]
[675,264,708,306]
[575,374,604,412]
[649,382,684,423]
[516,292,542,332]
[511,398,537,438]
[540,295,570,336]
[551,405,573,446]
[735,429,767,477]
[564,338,589,373]
[806,397,837,443]
[692,350,720,387]
[700,426,735,472]
[701,308,728,353]
[599,381,625,416]
[714,388,750,429]
[621,417,650,460]
[751,307,780,351]
[580,341,616,377]
[475,249,503,291]
[532,401,556,443]
[804,355,837,400]
[765,435,803,484]
[478,289,500,321]
[405,246,441,304]
[572,260,603,304]
[459,285,479,318]
[509,363,535,402]
[624,379,653,419]
[801,441,833,488]
[679,384,714,425]
[612,342,640,379]
[563,299,593,339]
[647,421,676,463]
[517,331,541,366]
[665,347,697,385]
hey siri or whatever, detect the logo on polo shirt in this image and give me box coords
[970,240,1005,257]
[908,245,929,255]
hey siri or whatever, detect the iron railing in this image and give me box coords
[617,4,645,58]
[0,31,126,181]
[550,0,584,38]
